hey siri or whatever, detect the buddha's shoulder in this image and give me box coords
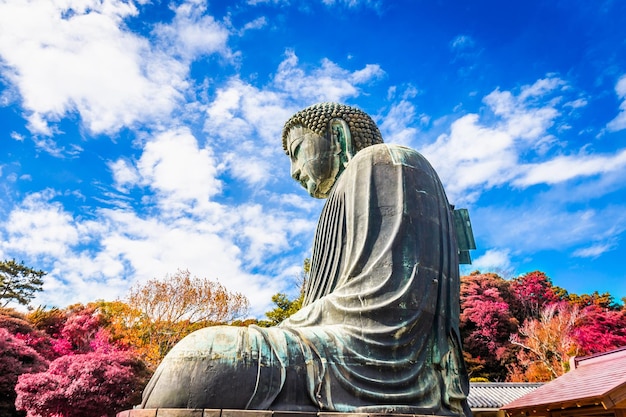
[353,143,427,167]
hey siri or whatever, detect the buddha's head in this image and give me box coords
[282,102,383,198]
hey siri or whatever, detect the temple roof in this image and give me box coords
[502,346,626,414]
[468,382,544,409]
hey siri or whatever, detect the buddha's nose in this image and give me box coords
[291,162,301,181]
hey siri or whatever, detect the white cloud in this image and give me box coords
[564,98,588,109]
[135,128,223,213]
[422,113,518,202]
[606,74,626,132]
[320,0,381,8]
[351,64,385,84]
[514,149,626,186]
[450,35,475,50]
[2,190,80,259]
[0,0,206,136]
[203,78,292,146]
[238,16,268,35]
[273,50,385,103]
[247,0,286,5]
[573,242,616,258]
[153,0,233,61]
[0,183,306,316]
[379,99,419,146]
[468,248,513,276]
[109,159,140,191]
[420,77,581,203]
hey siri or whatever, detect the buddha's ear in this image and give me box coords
[330,118,354,163]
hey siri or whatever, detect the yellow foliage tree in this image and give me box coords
[97,270,249,368]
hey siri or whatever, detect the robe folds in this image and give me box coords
[141,144,471,416]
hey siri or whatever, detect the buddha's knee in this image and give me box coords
[141,326,281,409]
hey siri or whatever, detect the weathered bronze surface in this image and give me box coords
[139,103,473,416]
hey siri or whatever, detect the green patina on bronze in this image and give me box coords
[139,102,475,417]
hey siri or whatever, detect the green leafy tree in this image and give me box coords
[263,293,303,326]
[260,259,309,326]
[0,260,46,307]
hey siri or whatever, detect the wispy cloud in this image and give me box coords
[420,77,585,203]
[606,74,626,132]
[514,149,626,186]
[320,0,381,8]
[476,203,626,256]
[573,242,616,258]
[379,99,419,146]
[450,35,476,50]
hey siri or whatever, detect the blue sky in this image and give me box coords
[1,0,626,316]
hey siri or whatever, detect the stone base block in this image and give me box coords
[116,410,455,417]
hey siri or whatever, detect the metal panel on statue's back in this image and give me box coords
[453,208,476,264]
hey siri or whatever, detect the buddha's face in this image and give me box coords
[286,125,342,199]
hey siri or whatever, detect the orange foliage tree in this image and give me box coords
[99,270,249,368]
[509,302,580,381]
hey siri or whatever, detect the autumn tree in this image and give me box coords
[0,327,49,417]
[0,307,38,335]
[0,259,45,307]
[129,269,249,323]
[91,300,143,349]
[15,350,150,417]
[0,307,56,361]
[509,271,563,321]
[572,304,626,355]
[509,302,580,381]
[57,305,104,353]
[26,306,66,337]
[120,270,249,366]
[460,272,518,381]
[568,291,619,310]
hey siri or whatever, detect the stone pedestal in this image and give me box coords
[116,410,454,417]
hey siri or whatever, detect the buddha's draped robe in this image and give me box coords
[141,144,470,416]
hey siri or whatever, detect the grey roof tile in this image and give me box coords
[468,382,544,409]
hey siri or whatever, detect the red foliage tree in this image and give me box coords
[15,350,150,417]
[0,308,55,361]
[460,272,518,381]
[58,306,102,353]
[0,328,49,417]
[573,305,626,355]
[509,271,563,320]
